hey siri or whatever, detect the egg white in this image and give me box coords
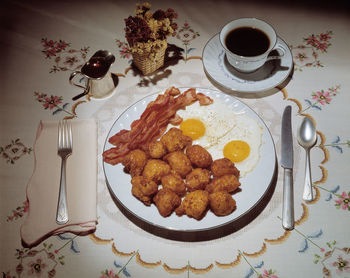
[208,114,263,177]
[170,99,263,177]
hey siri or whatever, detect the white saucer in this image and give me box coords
[202,34,293,94]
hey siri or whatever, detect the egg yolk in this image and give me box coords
[223,140,250,163]
[179,118,206,140]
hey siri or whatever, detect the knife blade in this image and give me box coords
[281,105,294,230]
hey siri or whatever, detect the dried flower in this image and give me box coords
[152,9,166,21]
[124,2,177,57]
[124,16,152,46]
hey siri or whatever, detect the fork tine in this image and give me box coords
[58,120,63,149]
[61,120,65,149]
[63,120,68,149]
[68,120,72,149]
[61,120,72,150]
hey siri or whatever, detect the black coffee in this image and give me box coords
[225,27,270,57]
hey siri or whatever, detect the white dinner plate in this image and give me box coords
[103,88,277,240]
[202,34,293,94]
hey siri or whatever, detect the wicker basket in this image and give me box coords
[132,41,167,75]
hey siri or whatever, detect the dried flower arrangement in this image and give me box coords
[124,2,178,74]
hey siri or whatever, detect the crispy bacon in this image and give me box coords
[196,92,214,106]
[165,86,181,96]
[169,114,183,125]
[102,144,130,165]
[103,87,213,165]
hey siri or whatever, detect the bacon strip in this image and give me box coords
[169,114,183,125]
[103,87,212,165]
[196,92,214,106]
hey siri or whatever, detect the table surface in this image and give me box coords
[1,1,350,277]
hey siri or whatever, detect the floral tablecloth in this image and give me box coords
[1,1,350,277]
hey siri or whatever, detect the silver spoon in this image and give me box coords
[297,116,317,202]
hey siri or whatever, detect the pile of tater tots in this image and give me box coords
[122,127,241,220]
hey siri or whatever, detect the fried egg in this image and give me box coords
[179,118,206,140]
[210,113,263,177]
[172,99,263,177]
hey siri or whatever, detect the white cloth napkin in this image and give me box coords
[20,119,98,247]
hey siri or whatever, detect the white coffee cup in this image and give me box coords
[219,18,285,73]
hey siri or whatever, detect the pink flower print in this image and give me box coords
[304,32,331,52]
[291,45,315,68]
[115,40,132,59]
[27,258,47,276]
[6,199,30,221]
[43,39,55,49]
[34,92,75,117]
[176,22,199,45]
[54,50,85,71]
[332,256,350,275]
[64,55,79,67]
[13,211,22,218]
[294,52,309,62]
[42,39,59,58]
[120,47,131,59]
[335,192,350,210]
[41,38,70,58]
[320,32,332,41]
[315,41,329,52]
[20,250,56,278]
[44,48,58,58]
[305,34,319,48]
[42,95,63,110]
[100,269,119,278]
[259,269,278,278]
[56,40,69,51]
[34,92,46,102]
[41,38,83,72]
[312,90,332,105]
[328,85,341,95]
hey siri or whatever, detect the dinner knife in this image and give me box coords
[281,105,294,230]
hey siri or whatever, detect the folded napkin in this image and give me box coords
[21,119,98,247]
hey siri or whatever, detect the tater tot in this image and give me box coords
[142,159,171,183]
[164,151,192,178]
[205,174,241,194]
[131,176,158,206]
[122,149,148,177]
[186,145,213,168]
[210,158,240,178]
[209,191,236,216]
[148,140,167,159]
[185,168,211,191]
[153,188,181,217]
[160,127,192,152]
[161,172,186,197]
[175,190,209,220]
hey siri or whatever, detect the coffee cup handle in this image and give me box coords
[69,71,87,90]
[266,42,286,62]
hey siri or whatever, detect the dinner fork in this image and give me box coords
[56,120,73,225]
